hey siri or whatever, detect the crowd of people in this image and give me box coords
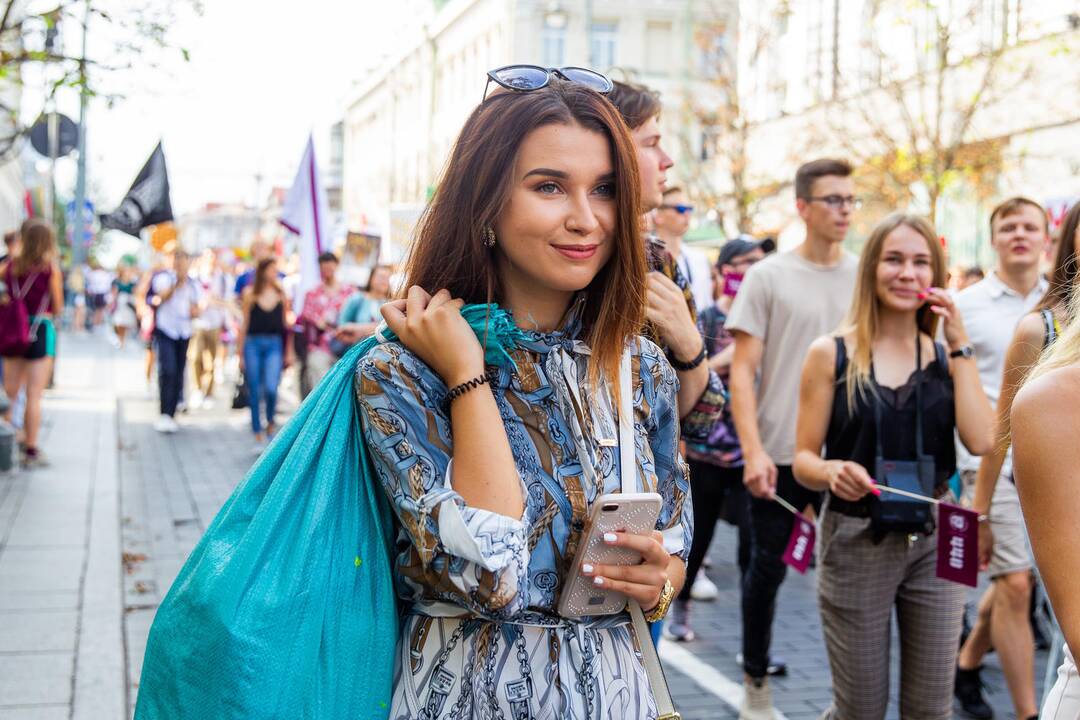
[7,66,1078,720]
[0,226,398,457]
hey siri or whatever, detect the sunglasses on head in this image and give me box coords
[483,65,614,102]
[660,204,694,214]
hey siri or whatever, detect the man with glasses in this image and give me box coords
[655,186,715,311]
[725,158,859,719]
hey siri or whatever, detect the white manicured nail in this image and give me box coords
[603,533,617,543]
[582,563,594,574]
[593,576,604,586]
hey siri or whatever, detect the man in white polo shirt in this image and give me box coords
[149,249,201,434]
[954,197,1049,720]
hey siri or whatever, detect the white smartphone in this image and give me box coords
[557,492,663,619]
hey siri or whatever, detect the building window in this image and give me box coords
[645,21,672,76]
[542,26,566,67]
[590,22,618,71]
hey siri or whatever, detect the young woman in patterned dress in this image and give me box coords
[354,71,693,719]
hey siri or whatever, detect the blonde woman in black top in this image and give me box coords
[793,212,994,719]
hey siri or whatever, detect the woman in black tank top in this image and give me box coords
[239,258,291,450]
[792,213,994,719]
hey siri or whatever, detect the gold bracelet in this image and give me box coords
[643,580,675,623]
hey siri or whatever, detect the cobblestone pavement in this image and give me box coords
[0,332,1056,718]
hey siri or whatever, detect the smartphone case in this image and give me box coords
[557,492,663,619]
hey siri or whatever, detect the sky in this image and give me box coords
[37,1,407,215]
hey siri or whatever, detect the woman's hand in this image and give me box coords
[381,286,485,386]
[825,460,876,501]
[921,287,970,350]
[580,530,671,611]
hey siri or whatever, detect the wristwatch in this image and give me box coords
[643,580,676,622]
[949,345,975,359]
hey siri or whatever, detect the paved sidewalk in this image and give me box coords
[0,332,1056,719]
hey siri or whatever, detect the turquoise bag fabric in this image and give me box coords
[134,305,524,720]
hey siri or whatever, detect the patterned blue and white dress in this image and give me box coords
[355,304,693,720]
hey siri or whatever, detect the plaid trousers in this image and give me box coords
[817,505,966,720]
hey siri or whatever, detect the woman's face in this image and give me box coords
[493,121,617,302]
[876,225,935,312]
[261,261,278,285]
[369,267,391,297]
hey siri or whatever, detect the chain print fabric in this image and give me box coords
[355,301,692,719]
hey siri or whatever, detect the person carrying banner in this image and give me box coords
[792,212,993,719]
[1011,244,1080,719]
[723,158,858,718]
[0,219,63,468]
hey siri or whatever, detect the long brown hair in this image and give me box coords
[13,219,55,276]
[837,212,947,411]
[1036,200,1080,314]
[405,79,646,396]
[252,257,281,298]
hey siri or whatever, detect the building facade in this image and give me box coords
[731,0,1080,263]
[342,0,733,248]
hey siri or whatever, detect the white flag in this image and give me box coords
[280,134,329,298]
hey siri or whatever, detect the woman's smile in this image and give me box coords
[552,243,600,260]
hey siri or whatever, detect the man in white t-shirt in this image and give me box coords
[726,159,859,718]
[149,249,201,433]
[653,186,715,311]
[953,197,1049,720]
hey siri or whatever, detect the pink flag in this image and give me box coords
[936,503,979,587]
[782,516,816,574]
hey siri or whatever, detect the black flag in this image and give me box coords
[99,142,174,237]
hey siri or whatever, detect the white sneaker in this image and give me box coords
[189,391,205,410]
[154,415,179,434]
[690,574,719,601]
[739,677,777,720]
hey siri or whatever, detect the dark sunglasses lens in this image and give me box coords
[559,67,613,93]
[493,66,548,90]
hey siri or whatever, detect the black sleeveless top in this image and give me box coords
[825,336,956,514]
[248,301,284,336]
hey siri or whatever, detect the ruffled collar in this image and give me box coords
[514,294,586,355]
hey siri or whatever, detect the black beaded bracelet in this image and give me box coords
[666,343,706,371]
[446,369,494,404]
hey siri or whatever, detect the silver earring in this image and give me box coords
[482,227,496,248]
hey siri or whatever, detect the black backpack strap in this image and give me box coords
[833,336,848,382]
[1040,308,1057,348]
[933,340,949,374]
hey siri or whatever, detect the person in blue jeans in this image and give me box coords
[238,257,291,454]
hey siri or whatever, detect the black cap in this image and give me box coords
[717,235,772,267]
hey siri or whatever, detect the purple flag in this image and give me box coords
[936,503,979,587]
[781,516,816,574]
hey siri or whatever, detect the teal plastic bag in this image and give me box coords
[135,305,523,719]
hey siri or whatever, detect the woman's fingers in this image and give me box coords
[426,288,453,310]
[587,575,663,606]
[584,562,667,587]
[603,531,669,566]
[405,285,430,320]
[380,300,406,335]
